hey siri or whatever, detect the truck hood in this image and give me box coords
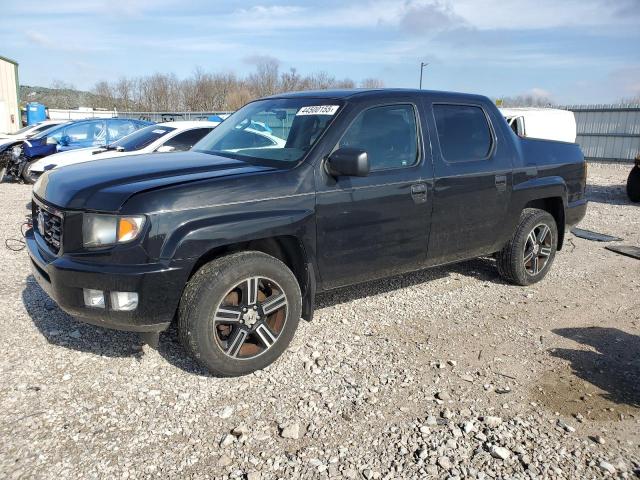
[34,151,276,211]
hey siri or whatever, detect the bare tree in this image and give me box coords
[115,77,135,110]
[92,81,116,109]
[227,88,254,111]
[247,58,280,97]
[280,68,303,93]
[82,64,385,112]
[360,78,385,88]
[500,94,554,107]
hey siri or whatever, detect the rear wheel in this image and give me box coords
[496,208,558,286]
[178,251,301,377]
[627,166,640,203]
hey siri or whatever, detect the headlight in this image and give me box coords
[82,214,145,248]
[11,145,21,158]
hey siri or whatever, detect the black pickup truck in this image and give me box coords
[27,89,587,376]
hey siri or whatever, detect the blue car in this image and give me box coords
[22,118,152,159]
[3,118,152,183]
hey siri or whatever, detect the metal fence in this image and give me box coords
[48,104,640,164]
[116,111,234,123]
[49,109,233,122]
[564,104,640,163]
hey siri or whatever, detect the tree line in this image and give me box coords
[91,59,385,112]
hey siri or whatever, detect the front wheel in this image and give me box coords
[21,160,40,185]
[178,251,302,377]
[496,208,558,286]
[627,166,640,203]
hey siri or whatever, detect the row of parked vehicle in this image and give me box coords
[0,117,224,184]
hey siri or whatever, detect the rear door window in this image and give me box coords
[433,104,493,162]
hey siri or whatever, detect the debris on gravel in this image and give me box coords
[0,163,638,478]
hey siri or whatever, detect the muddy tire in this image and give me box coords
[496,208,558,286]
[178,251,301,377]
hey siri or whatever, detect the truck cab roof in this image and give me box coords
[265,88,490,104]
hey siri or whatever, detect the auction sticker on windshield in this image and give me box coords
[296,105,340,116]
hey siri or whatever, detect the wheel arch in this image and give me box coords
[186,235,316,322]
[523,196,565,250]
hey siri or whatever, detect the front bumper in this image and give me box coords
[566,199,588,227]
[26,228,191,332]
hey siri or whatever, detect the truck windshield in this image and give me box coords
[108,125,176,151]
[193,98,342,165]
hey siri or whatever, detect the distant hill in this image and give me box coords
[19,85,104,110]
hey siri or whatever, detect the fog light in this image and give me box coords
[110,291,138,311]
[83,289,105,308]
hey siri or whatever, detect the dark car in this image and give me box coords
[5,118,152,183]
[26,89,587,376]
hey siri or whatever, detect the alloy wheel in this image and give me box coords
[212,276,288,360]
[523,223,553,275]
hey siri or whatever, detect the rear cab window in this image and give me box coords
[433,104,493,162]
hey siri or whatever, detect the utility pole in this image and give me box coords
[419,62,429,89]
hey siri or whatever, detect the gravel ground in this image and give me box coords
[0,162,638,479]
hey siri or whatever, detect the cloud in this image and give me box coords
[25,30,53,48]
[609,0,640,18]
[24,28,109,53]
[608,66,640,98]
[7,0,184,17]
[529,87,553,99]
[243,54,281,66]
[449,0,640,30]
[399,1,466,34]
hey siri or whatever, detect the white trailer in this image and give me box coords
[500,107,577,143]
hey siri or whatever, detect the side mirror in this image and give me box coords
[156,145,175,153]
[46,136,59,145]
[325,147,369,177]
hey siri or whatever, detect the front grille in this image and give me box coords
[33,200,64,254]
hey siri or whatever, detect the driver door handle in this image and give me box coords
[411,183,428,204]
[495,175,507,191]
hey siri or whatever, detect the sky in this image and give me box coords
[1,0,639,104]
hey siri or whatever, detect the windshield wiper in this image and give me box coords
[100,144,125,152]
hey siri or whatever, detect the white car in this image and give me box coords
[223,128,287,153]
[26,121,219,182]
[0,120,66,151]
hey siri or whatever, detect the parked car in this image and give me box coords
[25,121,219,183]
[500,108,577,143]
[0,120,65,144]
[627,154,640,202]
[26,89,587,376]
[0,121,66,180]
[3,118,152,183]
